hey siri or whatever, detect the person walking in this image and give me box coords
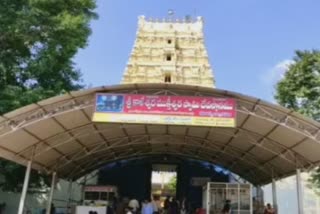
[222,200,231,214]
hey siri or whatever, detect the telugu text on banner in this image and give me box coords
[92,94,236,127]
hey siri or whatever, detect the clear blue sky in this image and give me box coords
[74,0,320,102]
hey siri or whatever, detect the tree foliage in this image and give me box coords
[0,0,97,192]
[275,50,320,120]
[0,161,51,192]
[275,50,320,192]
[167,175,177,192]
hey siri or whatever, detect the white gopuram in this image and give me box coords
[122,15,215,88]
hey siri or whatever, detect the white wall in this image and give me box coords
[263,172,320,214]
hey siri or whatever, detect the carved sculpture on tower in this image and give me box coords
[122,15,215,88]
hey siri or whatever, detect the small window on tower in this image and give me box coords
[164,74,171,83]
[168,39,172,44]
[166,54,172,61]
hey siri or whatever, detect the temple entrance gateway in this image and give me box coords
[0,15,318,214]
[151,164,177,202]
[0,84,315,214]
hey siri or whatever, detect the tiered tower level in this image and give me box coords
[122,16,215,88]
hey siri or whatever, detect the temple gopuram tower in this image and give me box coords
[122,15,215,88]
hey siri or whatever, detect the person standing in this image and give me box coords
[264,203,275,214]
[128,198,140,214]
[125,207,133,214]
[142,199,154,214]
[151,195,161,214]
[169,198,179,214]
[163,197,170,214]
[154,196,162,214]
[222,200,231,214]
[117,197,129,214]
[180,198,189,214]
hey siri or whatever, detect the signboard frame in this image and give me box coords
[92,93,236,128]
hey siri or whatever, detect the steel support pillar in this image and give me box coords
[206,182,210,214]
[17,160,33,214]
[250,185,253,214]
[296,169,304,214]
[46,172,57,214]
[272,178,278,213]
[66,180,73,209]
[256,186,264,211]
[81,175,87,204]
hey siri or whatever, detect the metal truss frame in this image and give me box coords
[1,85,319,185]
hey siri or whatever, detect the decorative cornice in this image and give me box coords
[139,15,203,24]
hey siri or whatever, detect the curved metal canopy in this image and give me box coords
[1,83,320,185]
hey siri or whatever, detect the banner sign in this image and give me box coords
[92,94,236,127]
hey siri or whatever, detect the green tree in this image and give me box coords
[0,0,97,191]
[275,50,320,120]
[167,175,177,193]
[275,50,320,193]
